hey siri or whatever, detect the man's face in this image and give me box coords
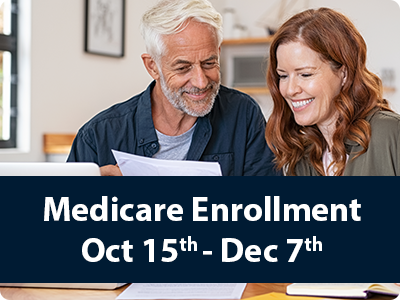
[157,21,221,117]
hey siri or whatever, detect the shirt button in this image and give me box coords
[139,139,144,144]
[151,143,157,149]
[213,155,219,161]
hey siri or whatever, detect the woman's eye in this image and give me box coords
[301,73,312,77]
[278,74,287,79]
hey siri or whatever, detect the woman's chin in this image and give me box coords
[294,117,311,127]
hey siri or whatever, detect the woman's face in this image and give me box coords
[276,41,346,130]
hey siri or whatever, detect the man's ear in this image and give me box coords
[141,54,160,80]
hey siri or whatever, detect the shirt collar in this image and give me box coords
[136,81,158,146]
[135,80,213,158]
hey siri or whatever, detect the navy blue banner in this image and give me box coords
[0,177,398,282]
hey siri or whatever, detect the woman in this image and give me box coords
[265,7,400,176]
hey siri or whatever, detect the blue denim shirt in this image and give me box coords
[67,82,280,176]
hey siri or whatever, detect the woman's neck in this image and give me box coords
[317,113,339,150]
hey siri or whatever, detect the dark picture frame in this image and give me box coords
[85,0,125,57]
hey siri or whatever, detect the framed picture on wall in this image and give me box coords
[85,0,125,57]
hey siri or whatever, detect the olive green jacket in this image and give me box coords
[295,109,400,176]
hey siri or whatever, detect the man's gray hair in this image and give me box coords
[140,0,223,62]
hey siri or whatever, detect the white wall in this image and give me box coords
[217,0,400,115]
[0,0,399,161]
[0,0,160,161]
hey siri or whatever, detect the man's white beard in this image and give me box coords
[159,72,220,117]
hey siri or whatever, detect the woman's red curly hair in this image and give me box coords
[265,7,392,176]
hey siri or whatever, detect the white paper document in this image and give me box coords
[117,283,247,299]
[112,150,222,176]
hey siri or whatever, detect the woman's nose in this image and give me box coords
[286,77,302,97]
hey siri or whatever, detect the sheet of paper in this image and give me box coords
[241,292,327,300]
[112,150,222,176]
[116,283,247,299]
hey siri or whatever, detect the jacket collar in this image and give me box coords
[344,107,380,151]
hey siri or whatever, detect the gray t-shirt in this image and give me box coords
[152,123,197,160]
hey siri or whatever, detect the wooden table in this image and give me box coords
[0,283,395,300]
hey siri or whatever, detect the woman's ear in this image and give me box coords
[141,54,160,80]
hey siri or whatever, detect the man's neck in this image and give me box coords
[151,84,197,136]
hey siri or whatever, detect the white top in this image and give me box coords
[322,149,349,176]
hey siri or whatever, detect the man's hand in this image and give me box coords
[100,164,122,176]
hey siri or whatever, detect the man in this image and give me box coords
[67,0,280,176]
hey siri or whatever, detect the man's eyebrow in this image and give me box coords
[172,55,219,66]
[203,55,219,62]
[173,59,191,66]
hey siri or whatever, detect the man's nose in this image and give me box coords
[191,65,208,89]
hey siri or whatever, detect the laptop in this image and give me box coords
[0,162,101,176]
[0,283,128,290]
